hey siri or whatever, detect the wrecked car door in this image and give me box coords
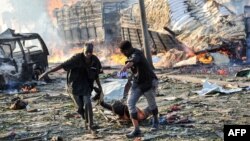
[20,37,49,73]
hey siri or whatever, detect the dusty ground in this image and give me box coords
[0,69,250,141]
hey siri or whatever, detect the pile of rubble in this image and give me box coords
[120,0,170,31]
[168,0,246,52]
[154,49,187,68]
[121,0,246,52]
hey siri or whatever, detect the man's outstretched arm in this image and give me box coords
[39,65,63,80]
[100,101,112,111]
[120,61,134,72]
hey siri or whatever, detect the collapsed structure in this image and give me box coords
[121,0,246,50]
[120,0,249,67]
[52,0,250,67]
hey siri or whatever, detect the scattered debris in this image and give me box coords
[101,79,127,102]
[168,104,182,112]
[9,97,28,110]
[1,70,249,140]
[210,53,230,65]
[235,68,250,77]
[163,96,177,101]
[0,131,16,141]
[193,79,242,95]
[51,136,63,141]
[63,113,81,119]
[159,113,193,125]
[215,130,224,140]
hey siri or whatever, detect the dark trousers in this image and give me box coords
[70,94,94,129]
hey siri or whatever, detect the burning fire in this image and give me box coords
[46,0,78,22]
[47,0,64,22]
[110,54,127,65]
[197,53,213,64]
[48,47,83,63]
[108,47,127,65]
[48,45,127,66]
[21,86,38,93]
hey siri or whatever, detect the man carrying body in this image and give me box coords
[119,40,159,138]
[39,49,95,133]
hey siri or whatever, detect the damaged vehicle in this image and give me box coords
[0,29,49,90]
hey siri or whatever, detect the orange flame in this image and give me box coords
[21,86,38,93]
[46,0,79,22]
[47,0,64,21]
[48,47,83,63]
[110,54,127,65]
[48,44,127,66]
[197,53,213,64]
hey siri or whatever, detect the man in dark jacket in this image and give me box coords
[119,40,159,138]
[84,43,103,93]
[39,50,95,133]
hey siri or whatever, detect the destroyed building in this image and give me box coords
[120,0,250,67]
[52,0,250,67]
[53,0,127,46]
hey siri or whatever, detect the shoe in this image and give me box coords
[150,122,159,131]
[90,129,97,135]
[90,125,99,130]
[126,129,141,138]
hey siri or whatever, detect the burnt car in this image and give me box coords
[0,29,49,90]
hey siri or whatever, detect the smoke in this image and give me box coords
[0,0,65,48]
[1,0,46,32]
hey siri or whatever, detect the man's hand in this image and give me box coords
[120,61,134,73]
[38,71,48,80]
[98,86,103,93]
[120,66,128,73]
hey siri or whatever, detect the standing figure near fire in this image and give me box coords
[118,40,159,138]
[38,47,96,134]
[84,43,103,100]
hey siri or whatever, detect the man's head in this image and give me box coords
[85,43,94,58]
[119,40,133,57]
[112,100,126,117]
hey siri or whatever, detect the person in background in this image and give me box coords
[118,40,159,138]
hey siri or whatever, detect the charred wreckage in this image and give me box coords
[0,29,49,92]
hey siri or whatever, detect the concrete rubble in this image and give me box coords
[122,0,246,51]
